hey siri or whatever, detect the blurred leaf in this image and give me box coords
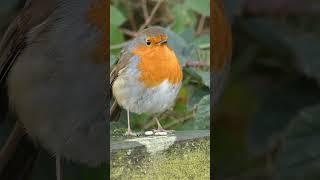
[179,28,196,43]
[194,94,210,129]
[171,5,196,33]
[179,94,210,130]
[193,34,210,49]
[196,70,210,88]
[110,54,116,67]
[174,86,189,112]
[110,5,126,26]
[110,25,124,45]
[110,110,127,130]
[288,35,320,86]
[184,68,204,85]
[131,113,149,129]
[164,28,190,65]
[222,0,244,23]
[238,18,293,60]
[275,104,320,180]
[187,85,208,111]
[185,0,210,16]
[248,79,320,156]
[184,67,210,90]
[262,19,320,85]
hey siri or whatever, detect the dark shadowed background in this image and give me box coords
[215,0,320,179]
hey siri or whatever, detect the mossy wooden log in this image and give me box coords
[111,130,210,180]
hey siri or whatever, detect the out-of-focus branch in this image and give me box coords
[120,28,137,37]
[163,113,194,129]
[243,0,320,16]
[184,60,210,68]
[124,1,137,31]
[143,111,174,130]
[141,0,149,21]
[139,0,163,31]
[110,42,128,50]
[196,15,206,36]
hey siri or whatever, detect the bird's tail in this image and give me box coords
[110,102,121,122]
[0,122,39,180]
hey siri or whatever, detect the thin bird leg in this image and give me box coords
[155,117,164,131]
[127,109,131,132]
[56,154,62,180]
[153,117,174,133]
[125,109,137,136]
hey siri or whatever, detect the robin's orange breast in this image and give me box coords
[132,45,183,88]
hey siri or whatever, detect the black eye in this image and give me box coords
[146,40,151,46]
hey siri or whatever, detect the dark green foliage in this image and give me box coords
[215,2,320,179]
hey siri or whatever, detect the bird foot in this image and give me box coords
[152,128,175,136]
[125,130,139,137]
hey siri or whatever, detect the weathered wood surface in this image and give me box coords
[111,130,210,180]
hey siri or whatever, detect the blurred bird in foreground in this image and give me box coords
[212,0,232,110]
[110,26,183,136]
[0,0,107,179]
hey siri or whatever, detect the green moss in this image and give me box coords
[111,138,210,179]
[111,128,127,137]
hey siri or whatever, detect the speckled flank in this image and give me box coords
[87,0,107,64]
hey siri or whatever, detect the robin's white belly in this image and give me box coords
[112,56,181,114]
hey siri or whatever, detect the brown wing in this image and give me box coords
[0,0,55,119]
[110,49,134,121]
[0,0,56,178]
[212,0,232,72]
[212,0,232,108]
[0,0,55,86]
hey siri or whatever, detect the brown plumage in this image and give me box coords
[212,0,232,106]
[213,0,232,72]
[110,49,133,122]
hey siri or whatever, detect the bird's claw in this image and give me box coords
[125,130,139,137]
[152,128,174,136]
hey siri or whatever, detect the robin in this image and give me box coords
[0,0,107,179]
[110,26,183,136]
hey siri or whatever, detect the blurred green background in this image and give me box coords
[110,0,211,133]
[215,0,320,179]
